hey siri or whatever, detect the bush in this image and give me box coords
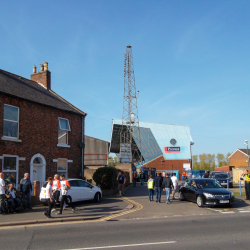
[93,167,121,190]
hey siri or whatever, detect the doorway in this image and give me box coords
[30,154,46,185]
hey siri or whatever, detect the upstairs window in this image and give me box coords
[3,104,19,138]
[58,118,70,145]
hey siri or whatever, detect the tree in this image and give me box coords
[93,167,121,189]
[108,156,120,167]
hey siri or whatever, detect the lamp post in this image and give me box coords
[190,142,194,169]
[245,140,249,168]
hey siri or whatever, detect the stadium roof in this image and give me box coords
[110,119,194,163]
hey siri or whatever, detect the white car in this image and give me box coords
[39,178,102,204]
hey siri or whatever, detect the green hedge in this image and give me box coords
[93,167,121,190]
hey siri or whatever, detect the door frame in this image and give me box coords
[30,153,46,184]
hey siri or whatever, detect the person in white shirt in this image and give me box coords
[44,177,54,219]
[0,172,7,214]
[6,183,20,213]
[171,173,178,200]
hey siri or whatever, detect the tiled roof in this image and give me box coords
[239,149,250,156]
[0,69,86,116]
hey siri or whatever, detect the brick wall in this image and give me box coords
[0,93,84,183]
[141,155,190,179]
[229,150,248,168]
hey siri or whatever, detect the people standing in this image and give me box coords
[147,175,154,201]
[153,173,163,203]
[20,173,32,210]
[51,174,61,212]
[44,177,54,219]
[6,183,20,213]
[57,175,75,215]
[162,173,174,204]
[182,171,187,180]
[0,172,7,214]
[140,171,145,187]
[132,172,137,187]
[117,172,126,196]
[162,171,166,180]
[171,173,178,200]
[204,170,209,178]
[242,170,250,200]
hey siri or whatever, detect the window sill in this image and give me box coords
[57,143,71,148]
[1,137,22,142]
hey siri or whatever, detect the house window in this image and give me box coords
[3,104,19,138]
[58,118,70,145]
[2,155,18,187]
[57,159,67,178]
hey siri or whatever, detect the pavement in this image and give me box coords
[1,182,249,227]
[0,196,133,227]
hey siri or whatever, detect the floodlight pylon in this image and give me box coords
[120,45,142,164]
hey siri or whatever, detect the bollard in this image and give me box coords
[240,181,242,196]
[227,179,229,190]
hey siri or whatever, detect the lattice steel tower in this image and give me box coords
[120,45,142,163]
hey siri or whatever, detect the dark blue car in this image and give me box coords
[212,173,233,188]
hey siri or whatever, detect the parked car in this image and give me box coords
[39,178,102,205]
[211,173,233,188]
[179,178,235,207]
[209,171,224,178]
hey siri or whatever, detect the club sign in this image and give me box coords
[164,147,180,153]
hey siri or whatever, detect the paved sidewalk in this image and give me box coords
[116,183,250,220]
[0,196,132,227]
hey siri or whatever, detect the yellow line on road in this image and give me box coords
[100,197,143,221]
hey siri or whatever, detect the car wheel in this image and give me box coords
[94,192,101,202]
[179,191,185,201]
[197,195,204,207]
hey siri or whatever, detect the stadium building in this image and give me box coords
[110,119,194,180]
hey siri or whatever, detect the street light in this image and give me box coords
[244,140,249,168]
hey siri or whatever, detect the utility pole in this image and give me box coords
[245,140,249,167]
[120,45,142,164]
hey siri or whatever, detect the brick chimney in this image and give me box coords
[31,62,51,90]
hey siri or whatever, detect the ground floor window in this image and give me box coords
[57,158,67,178]
[2,155,18,187]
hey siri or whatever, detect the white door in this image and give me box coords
[33,165,43,183]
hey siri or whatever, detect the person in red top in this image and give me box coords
[51,174,61,212]
[57,175,75,215]
[182,171,187,180]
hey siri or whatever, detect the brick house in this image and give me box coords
[229,149,249,168]
[0,63,86,188]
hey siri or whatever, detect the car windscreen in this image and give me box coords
[214,174,229,179]
[195,180,222,189]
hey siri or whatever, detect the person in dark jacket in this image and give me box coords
[140,171,145,187]
[153,173,163,203]
[162,173,174,204]
[20,173,32,209]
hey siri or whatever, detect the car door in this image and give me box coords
[77,180,95,200]
[189,180,197,202]
[68,180,80,202]
[182,180,191,200]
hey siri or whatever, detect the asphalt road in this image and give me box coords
[1,212,249,250]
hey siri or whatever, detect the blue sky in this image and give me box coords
[1,0,250,157]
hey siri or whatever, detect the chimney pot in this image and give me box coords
[31,62,51,90]
[44,62,48,71]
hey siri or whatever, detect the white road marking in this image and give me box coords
[220,211,235,214]
[62,241,177,250]
[239,211,250,213]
